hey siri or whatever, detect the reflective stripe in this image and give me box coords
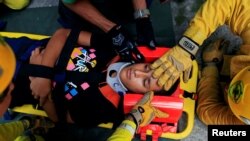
[119,122,136,135]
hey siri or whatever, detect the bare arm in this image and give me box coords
[41,28,71,67]
[42,98,58,122]
[183,0,250,46]
[41,28,92,67]
[64,0,116,32]
[132,0,147,10]
[30,28,92,106]
[29,47,59,122]
[29,28,70,106]
[29,30,92,121]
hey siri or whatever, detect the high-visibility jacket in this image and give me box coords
[184,0,250,46]
[107,120,136,141]
[193,0,250,125]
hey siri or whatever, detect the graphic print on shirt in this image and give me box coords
[66,47,97,72]
[64,47,96,100]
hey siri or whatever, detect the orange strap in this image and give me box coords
[99,85,121,108]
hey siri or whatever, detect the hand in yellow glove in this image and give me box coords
[150,45,193,91]
[129,91,169,127]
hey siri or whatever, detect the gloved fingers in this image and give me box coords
[150,53,169,69]
[152,61,172,79]
[124,52,133,63]
[153,107,169,118]
[157,71,171,87]
[140,114,154,127]
[130,43,145,62]
[183,66,192,83]
[153,61,173,86]
[140,107,168,126]
[108,24,144,63]
[133,52,145,63]
[119,50,136,63]
[163,71,180,91]
[137,91,154,106]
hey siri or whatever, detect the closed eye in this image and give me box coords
[144,78,150,89]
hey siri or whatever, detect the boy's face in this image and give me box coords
[0,83,14,117]
[119,63,162,93]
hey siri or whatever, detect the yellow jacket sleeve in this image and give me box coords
[196,66,244,125]
[2,0,29,10]
[184,0,250,46]
[0,120,26,141]
[107,120,136,141]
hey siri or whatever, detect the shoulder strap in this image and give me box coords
[56,28,81,71]
[99,84,125,129]
[99,85,120,108]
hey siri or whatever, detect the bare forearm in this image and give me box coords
[41,28,71,67]
[64,0,115,32]
[40,28,92,67]
[43,97,58,122]
[132,0,147,10]
[78,30,92,46]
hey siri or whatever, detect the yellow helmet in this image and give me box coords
[228,66,250,125]
[0,36,16,98]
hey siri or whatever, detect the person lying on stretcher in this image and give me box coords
[1,28,170,130]
[0,33,168,141]
[29,28,171,127]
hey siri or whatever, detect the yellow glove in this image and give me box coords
[129,91,169,127]
[150,45,193,90]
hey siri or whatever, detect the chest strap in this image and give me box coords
[99,85,120,108]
